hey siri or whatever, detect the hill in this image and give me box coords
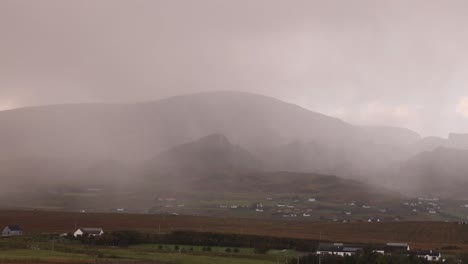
[397,147,468,198]
[0,92,421,184]
[147,133,261,179]
[1,91,467,210]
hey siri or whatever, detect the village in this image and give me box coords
[56,187,468,224]
[141,194,468,223]
[317,242,442,262]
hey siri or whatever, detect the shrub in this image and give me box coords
[253,243,270,254]
[203,246,212,252]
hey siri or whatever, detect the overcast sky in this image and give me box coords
[1,0,468,137]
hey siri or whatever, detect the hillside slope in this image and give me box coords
[0,91,422,187]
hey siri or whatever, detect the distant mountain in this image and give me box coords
[412,133,468,153]
[413,136,449,152]
[0,91,421,160]
[209,171,401,203]
[448,133,468,149]
[143,133,399,204]
[0,91,423,184]
[1,91,467,199]
[397,147,468,197]
[147,133,261,179]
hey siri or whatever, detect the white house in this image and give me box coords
[413,250,441,261]
[2,225,23,237]
[73,228,104,237]
[316,243,361,256]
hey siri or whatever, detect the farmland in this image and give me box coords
[1,210,468,251]
[0,246,289,264]
[1,210,468,263]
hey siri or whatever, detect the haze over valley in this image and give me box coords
[2,0,468,224]
[0,91,466,222]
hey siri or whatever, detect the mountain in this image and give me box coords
[413,136,449,152]
[448,133,468,149]
[147,133,261,179]
[0,91,421,160]
[397,147,468,197]
[412,134,468,153]
[3,91,468,200]
[0,91,422,185]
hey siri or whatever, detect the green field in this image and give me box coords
[0,236,296,264]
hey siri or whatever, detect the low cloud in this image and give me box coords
[365,102,417,120]
[456,96,468,118]
[0,96,20,111]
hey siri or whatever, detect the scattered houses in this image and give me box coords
[418,197,440,202]
[2,225,23,237]
[411,250,442,261]
[316,242,440,261]
[317,242,411,256]
[73,228,104,237]
[317,243,361,256]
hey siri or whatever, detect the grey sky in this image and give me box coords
[1,0,468,137]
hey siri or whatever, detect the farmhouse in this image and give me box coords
[2,225,23,237]
[73,227,104,237]
[411,250,442,261]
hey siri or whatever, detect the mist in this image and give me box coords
[1,0,468,136]
[1,1,468,218]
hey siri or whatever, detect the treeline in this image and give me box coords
[74,230,319,251]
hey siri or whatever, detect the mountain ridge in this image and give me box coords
[0,91,465,198]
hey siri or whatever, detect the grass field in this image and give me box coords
[0,240,294,264]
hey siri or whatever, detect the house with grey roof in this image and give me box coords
[2,225,23,237]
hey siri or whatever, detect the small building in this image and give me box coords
[317,242,410,256]
[317,243,361,256]
[2,225,23,237]
[378,243,411,254]
[73,228,104,237]
[411,250,441,261]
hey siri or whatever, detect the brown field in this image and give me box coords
[1,210,468,251]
